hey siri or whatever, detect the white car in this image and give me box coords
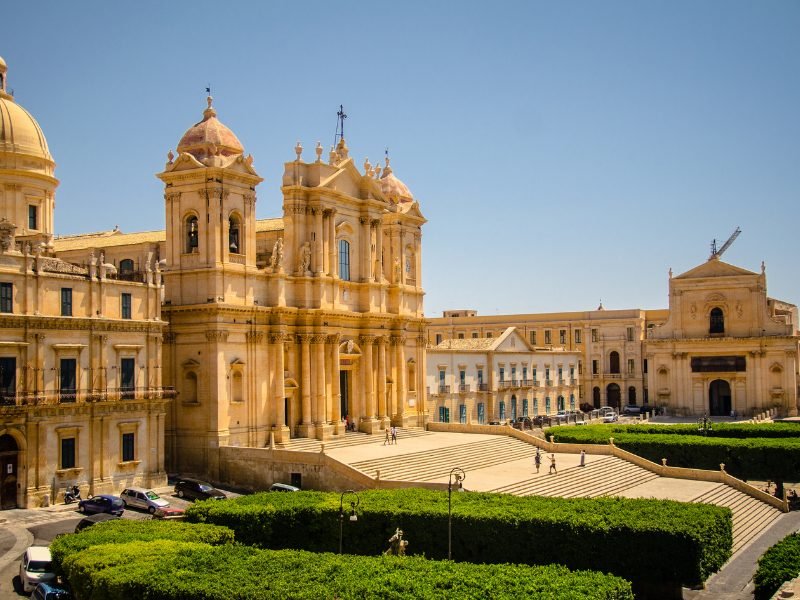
[19,546,56,593]
[120,487,170,514]
[602,412,619,423]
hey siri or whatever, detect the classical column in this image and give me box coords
[327,209,337,277]
[359,335,377,433]
[360,217,369,282]
[330,335,342,433]
[270,333,289,443]
[313,207,324,275]
[393,336,406,426]
[377,336,387,423]
[372,219,383,282]
[298,334,314,437]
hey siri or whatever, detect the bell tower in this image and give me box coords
[157,95,262,306]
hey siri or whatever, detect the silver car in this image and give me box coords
[120,487,170,514]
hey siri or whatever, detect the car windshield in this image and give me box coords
[27,560,52,573]
[199,485,214,492]
[145,491,160,500]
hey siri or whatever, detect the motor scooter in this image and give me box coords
[64,485,81,504]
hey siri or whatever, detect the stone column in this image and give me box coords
[392,336,406,426]
[360,217,370,282]
[313,334,331,440]
[326,209,337,277]
[373,219,383,282]
[271,333,289,444]
[298,334,314,438]
[377,336,388,426]
[359,335,378,433]
[313,207,324,275]
[330,335,342,433]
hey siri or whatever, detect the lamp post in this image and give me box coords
[698,412,713,436]
[338,489,360,554]
[448,467,465,560]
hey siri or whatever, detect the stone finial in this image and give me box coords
[329,145,337,165]
[295,140,303,161]
[245,154,254,167]
[719,463,725,472]
[661,458,667,466]
[374,163,382,178]
[364,157,372,177]
[315,141,323,163]
[761,260,766,274]
[668,267,673,278]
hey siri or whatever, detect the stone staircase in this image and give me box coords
[692,484,783,554]
[350,436,535,481]
[282,427,432,452]
[490,456,659,498]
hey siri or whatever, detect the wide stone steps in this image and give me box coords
[283,427,432,452]
[350,437,535,481]
[693,484,783,553]
[491,456,660,498]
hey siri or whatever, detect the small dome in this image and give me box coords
[379,158,414,203]
[176,96,244,162]
[0,57,54,169]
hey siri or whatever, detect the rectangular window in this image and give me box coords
[60,358,77,401]
[486,332,492,338]
[545,367,550,382]
[459,370,466,385]
[61,437,76,469]
[499,367,505,382]
[435,334,442,345]
[558,367,563,381]
[121,358,135,398]
[0,282,12,313]
[532,367,537,382]
[457,333,464,339]
[578,361,583,375]
[575,329,582,344]
[122,432,135,462]
[592,360,598,375]
[28,205,37,230]
[121,293,132,319]
[643,359,648,374]
[477,369,483,386]
[591,329,598,343]
[471,332,478,339]
[628,359,635,375]
[545,397,551,414]
[0,357,16,401]
[544,330,551,345]
[533,398,539,416]
[338,239,351,281]
[627,327,634,342]
[522,398,529,417]
[522,367,528,382]
[529,331,537,345]
[459,404,466,424]
[559,330,566,345]
[511,367,516,381]
[569,366,575,379]
[61,288,72,317]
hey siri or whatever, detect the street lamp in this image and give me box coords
[338,489,360,554]
[698,413,713,436]
[448,467,466,560]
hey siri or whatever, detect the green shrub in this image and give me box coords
[50,519,234,574]
[546,424,800,481]
[60,540,635,599]
[186,488,731,590]
[754,533,800,600]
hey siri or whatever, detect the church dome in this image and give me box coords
[177,96,244,162]
[0,57,54,168]
[379,158,414,203]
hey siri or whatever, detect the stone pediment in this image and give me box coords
[674,259,757,280]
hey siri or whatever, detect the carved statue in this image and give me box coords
[384,528,408,556]
[346,339,354,354]
[297,242,311,274]
[394,257,402,282]
[270,238,284,270]
[690,302,697,319]
[0,218,16,252]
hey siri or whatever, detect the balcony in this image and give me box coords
[497,381,512,390]
[437,385,451,394]
[0,386,177,408]
[477,383,489,392]
[545,379,553,386]
[520,379,534,387]
[458,384,471,393]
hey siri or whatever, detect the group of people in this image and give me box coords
[533,448,587,475]
[383,426,398,445]
[343,416,357,432]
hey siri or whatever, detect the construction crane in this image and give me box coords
[709,227,741,260]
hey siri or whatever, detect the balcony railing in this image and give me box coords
[437,385,451,394]
[477,383,489,392]
[498,380,512,389]
[545,379,553,386]
[0,386,177,407]
[458,384,471,393]
[520,379,534,387]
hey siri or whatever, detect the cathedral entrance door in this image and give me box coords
[709,379,731,416]
[340,371,350,420]
[606,383,621,409]
[0,434,19,510]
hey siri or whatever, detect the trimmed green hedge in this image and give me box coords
[185,488,732,589]
[58,540,634,599]
[50,519,234,575]
[754,533,800,600]
[546,424,800,481]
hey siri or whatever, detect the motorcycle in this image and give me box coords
[64,485,81,504]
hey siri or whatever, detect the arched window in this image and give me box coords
[609,351,620,374]
[511,395,517,420]
[710,307,724,335]
[592,386,601,408]
[569,394,575,410]
[119,259,134,274]
[338,239,351,281]
[186,216,199,253]
[557,395,565,411]
[229,216,241,254]
[499,401,506,422]
[477,402,485,424]
[545,396,551,414]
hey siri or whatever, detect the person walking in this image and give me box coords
[383,428,390,445]
[549,454,557,475]
[534,448,542,474]
[580,449,586,467]
[391,426,398,444]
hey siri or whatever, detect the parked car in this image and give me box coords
[120,487,170,514]
[269,483,300,492]
[77,494,125,516]
[622,404,642,415]
[152,506,186,520]
[174,479,227,501]
[32,583,72,600]
[19,547,56,593]
[598,406,615,417]
[74,512,120,533]
[511,416,532,430]
[603,411,619,423]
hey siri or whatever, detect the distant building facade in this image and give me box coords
[426,327,581,424]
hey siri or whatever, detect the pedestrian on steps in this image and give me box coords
[549,454,557,475]
[580,450,586,467]
[383,428,390,445]
[534,448,541,474]
[391,426,398,444]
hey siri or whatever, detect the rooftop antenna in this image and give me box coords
[709,226,741,260]
[334,104,347,147]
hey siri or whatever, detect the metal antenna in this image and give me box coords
[334,105,347,147]
[206,84,211,96]
[709,227,741,260]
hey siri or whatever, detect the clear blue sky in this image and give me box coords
[5,1,799,316]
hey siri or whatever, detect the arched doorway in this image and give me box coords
[609,352,620,374]
[628,386,636,404]
[709,379,731,416]
[0,434,19,510]
[592,387,601,408]
[606,383,621,409]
